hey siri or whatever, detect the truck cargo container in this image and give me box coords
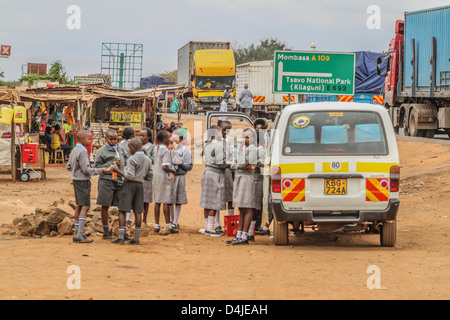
[236,60,296,119]
[304,51,387,105]
[140,76,175,100]
[177,41,235,113]
[378,5,450,138]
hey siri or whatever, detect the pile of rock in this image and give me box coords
[0,198,145,238]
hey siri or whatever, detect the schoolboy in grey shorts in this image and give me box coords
[67,130,109,243]
[94,129,125,239]
[111,138,152,245]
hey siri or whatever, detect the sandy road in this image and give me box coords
[0,114,449,300]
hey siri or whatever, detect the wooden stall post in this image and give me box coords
[11,121,16,182]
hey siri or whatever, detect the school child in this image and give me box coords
[119,127,136,225]
[227,128,257,245]
[111,138,152,245]
[170,130,193,229]
[200,125,227,236]
[211,120,234,234]
[153,130,178,235]
[140,128,154,227]
[94,129,125,239]
[67,130,109,243]
[248,131,267,241]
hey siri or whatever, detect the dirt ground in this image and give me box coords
[0,114,449,300]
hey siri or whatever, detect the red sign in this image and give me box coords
[1,45,11,56]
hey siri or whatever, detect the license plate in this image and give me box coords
[325,179,347,195]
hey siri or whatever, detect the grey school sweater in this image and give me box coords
[123,151,153,183]
[94,143,125,181]
[66,144,102,180]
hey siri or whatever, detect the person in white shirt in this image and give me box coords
[218,96,228,126]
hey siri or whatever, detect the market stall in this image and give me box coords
[3,84,186,170]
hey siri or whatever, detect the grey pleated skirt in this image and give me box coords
[174,175,188,205]
[251,179,264,210]
[143,180,153,204]
[232,173,254,209]
[200,170,226,210]
[153,172,174,204]
[225,168,234,202]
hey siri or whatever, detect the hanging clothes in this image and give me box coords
[64,105,75,126]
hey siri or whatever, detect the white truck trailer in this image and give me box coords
[236,60,297,119]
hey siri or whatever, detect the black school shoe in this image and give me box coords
[231,238,249,245]
[73,235,93,243]
[255,229,270,236]
[127,239,140,245]
[226,237,239,244]
[111,238,125,244]
[247,235,255,242]
[102,233,115,240]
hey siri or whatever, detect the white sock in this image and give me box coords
[154,224,160,229]
[241,231,248,240]
[262,226,269,231]
[207,216,215,232]
[173,205,181,225]
[215,211,221,228]
[126,211,132,221]
[228,209,234,216]
[205,218,208,229]
[236,230,242,239]
[248,221,256,236]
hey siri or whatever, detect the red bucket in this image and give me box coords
[224,215,239,237]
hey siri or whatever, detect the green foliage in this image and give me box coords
[19,60,74,85]
[233,38,291,65]
[153,70,177,83]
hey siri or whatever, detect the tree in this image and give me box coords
[233,38,291,65]
[153,70,177,83]
[19,60,73,85]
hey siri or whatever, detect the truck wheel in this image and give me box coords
[408,113,419,137]
[424,130,435,138]
[273,219,289,246]
[380,220,396,247]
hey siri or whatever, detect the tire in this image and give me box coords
[20,172,30,182]
[273,219,289,246]
[408,112,419,137]
[380,220,396,247]
[424,130,435,139]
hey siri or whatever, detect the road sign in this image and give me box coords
[1,45,11,57]
[273,50,355,95]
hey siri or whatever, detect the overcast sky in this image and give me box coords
[0,0,448,83]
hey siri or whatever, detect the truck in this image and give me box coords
[236,60,297,119]
[378,5,450,138]
[177,41,236,114]
[304,51,387,105]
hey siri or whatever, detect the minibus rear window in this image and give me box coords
[283,111,388,155]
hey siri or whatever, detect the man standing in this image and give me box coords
[238,84,253,117]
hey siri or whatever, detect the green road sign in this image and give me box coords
[273,51,355,95]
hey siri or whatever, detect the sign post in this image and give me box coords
[0,45,11,58]
[273,50,356,96]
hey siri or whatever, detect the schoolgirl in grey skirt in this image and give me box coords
[140,128,154,227]
[200,126,227,236]
[171,130,193,228]
[228,128,258,245]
